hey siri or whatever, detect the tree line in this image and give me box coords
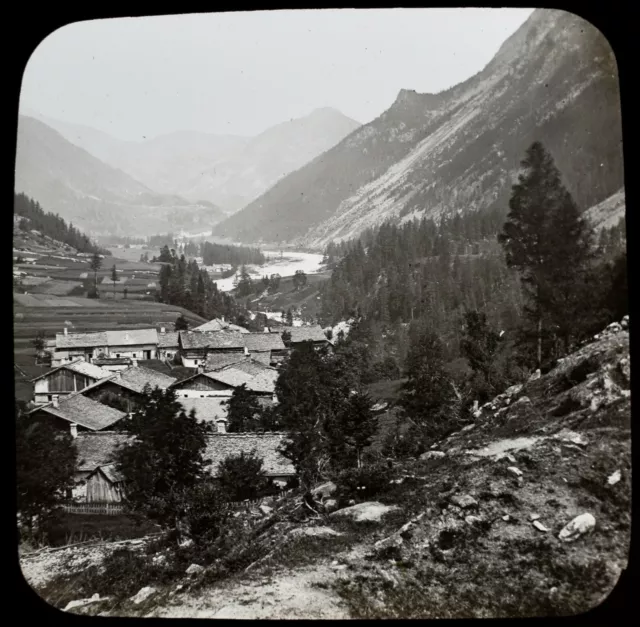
[14,193,111,256]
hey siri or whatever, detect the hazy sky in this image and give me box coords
[20,8,534,141]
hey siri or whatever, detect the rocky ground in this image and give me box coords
[21,318,631,618]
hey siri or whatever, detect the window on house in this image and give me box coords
[116,354,121,358]
[133,353,137,358]
[194,360,198,365]
[48,395,52,401]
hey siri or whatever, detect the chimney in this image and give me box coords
[69,423,78,439]
[221,316,225,322]
[63,327,68,336]
[160,326,166,334]
[52,395,59,408]
[264,327,269,333]
[198,364,204,374]
[132,358,138,367]
[215,418,228,434]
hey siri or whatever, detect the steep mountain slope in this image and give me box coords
[215,9,623,248]
[14,116,226,236]
[180,107,361,212]
[28,108,360,214]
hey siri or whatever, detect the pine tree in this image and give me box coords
[110,265,118,300]
[89,253,102,295]
[498,141,594,365]
[226,384,262,432]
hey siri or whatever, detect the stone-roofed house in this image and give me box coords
[157,331,180,361]
[179,331,247,368]
[283,325,333,352]
[105,329,159,360]
[193,317,250,333]
[204,353,250,372]
[80,365,177,413]
[27,393,127,436]
[178,397,230,426]
[243,332,287,365]
[204,432,295,486]
[30,359,112,405]
[52,330,109,366]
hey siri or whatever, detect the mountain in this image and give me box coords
[214,9,624,248]
[180,107,361,212]
[14,115,227,236]
[28,107,360,214]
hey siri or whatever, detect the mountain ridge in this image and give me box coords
[213,9,623,248]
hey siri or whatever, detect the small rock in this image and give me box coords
[323,498,338,513]
[529,513,540,521]
[331,560,339,566]
[502,515,510,521]
[512,396,531,407]
[505,383,524,397]
[529,369,541,382]
[130,586,157,605]
[607,322,622,333]
[532,520,549,532]
[461,424,475,432]
[607,470,621,486]
[312,481,337,499]
[186,563,204,576]
[420,450,446,461]
[290,526,343,538]
[465,515,482,526]
[507,466,523,477]
[593,334,601,341]
[558,513,596,542]
[554,430,588,447]
[450,494,478,509]
[621,316,628,330]
[259,504,273,516]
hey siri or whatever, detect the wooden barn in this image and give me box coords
[85,464,125,503]
[31,359,111,405]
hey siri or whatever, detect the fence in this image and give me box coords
[62,502,125,515]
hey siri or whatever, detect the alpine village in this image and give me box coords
[14,9,630,620]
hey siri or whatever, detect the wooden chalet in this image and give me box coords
[30,359,111,405]
[178,331,246,368]
[284,325,334,352]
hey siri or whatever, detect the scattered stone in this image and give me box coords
[502,515,510,521]
[290,526,343,538]
[607,322,622,333]
[505,383,524,397]
[529,513,540,521]
[607,470,622,486]
[554,430,588,447]
[621,316,629,330]
[64,594,105,612]
[558,513,596,542]
[532,520,549,532]
[152,553,166,566]
[186,563,204,576]
[529,369,541,382]
[450,494,478,509]
[259,504,273,516]
[618,357,630,382]
[507,466,523,477]
[461,424,475,432]
[130,586,157,605]
[512,396,531,407]
[465,515,482,526]
[330,501,400,523]
[420,450,446,461]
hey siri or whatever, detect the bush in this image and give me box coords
[381,423,428,460]
[183,481,230,548]
[334,462,394,503]
[217,450,269,502]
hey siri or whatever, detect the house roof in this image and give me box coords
[105,329,158,346]
[110,365,177,393]
[245,369,279,394]
[56,332,108,349]
[89,463,125,483]
[244,333,286,352]
[205,368,255,388]
[204,433,295,477]
[179,331,246,350]
[230,360,276,377]
[178,397,229,423]
[75,431,132,472]
[193,318,250,333]
[31,394,127,431]
[158,332,179,348]
[30,359,111,383]
[205,353,249,371]
[288,325,331,344]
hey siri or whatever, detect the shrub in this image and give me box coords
[334,462,394,503]
[183,481,231,548]
[217,449,269,502]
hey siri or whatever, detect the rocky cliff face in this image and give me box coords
[215,9,623,248]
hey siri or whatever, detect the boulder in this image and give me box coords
[461,424,475,432]
[558,513,596,542]
[329,501,400,523]
[532,520,549,532]
[607,470,621,486]
[312,481,337,500]
[449,494,478,509]
[606,322,622,333]
[259,504,273,516]
[186,563,204,576]
[621,316,629,330]
[505,383,524,397]
[507,466,523,477]
[64,594,105,612]
[618,357,630,383]
[529,369,541,382]
[130,586,157,605]
[465,515,482,526]
[420,450,446,461]
[554,429,588,447]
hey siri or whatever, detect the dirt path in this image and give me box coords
[148,564,350,619]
